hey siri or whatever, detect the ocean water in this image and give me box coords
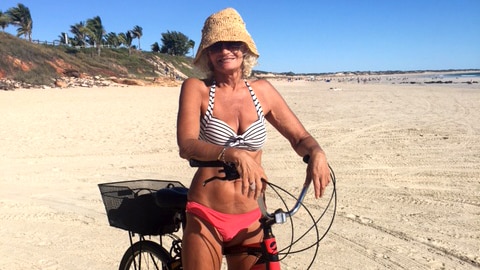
[443,72,480,78]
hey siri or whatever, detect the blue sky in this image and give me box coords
[2,0,479,73]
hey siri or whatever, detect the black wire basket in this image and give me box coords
[98,179,186,235]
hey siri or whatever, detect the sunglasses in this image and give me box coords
[208,42,244,54]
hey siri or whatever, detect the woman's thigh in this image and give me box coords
[182,213,223,270]
[226,220,264,270]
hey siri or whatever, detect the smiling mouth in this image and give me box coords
[218,57,235,63]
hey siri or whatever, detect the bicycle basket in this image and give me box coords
[98,179,186,235]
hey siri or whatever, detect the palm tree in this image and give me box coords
[6,3,33,41]
[105,32,120,48]
[70,21,89,47]
[131,25,143,50]
[0,10,11,31]
[118,31,133,55]
[86,16,106,56]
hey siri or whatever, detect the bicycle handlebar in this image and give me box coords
[189,155,311,225]
[257,183,309,224]
[188,159,224,167]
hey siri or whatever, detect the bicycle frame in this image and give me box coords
[231,185,310,270]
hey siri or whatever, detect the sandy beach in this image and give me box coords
[1,77,479,269]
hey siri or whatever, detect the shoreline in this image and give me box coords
[1,70,479,91]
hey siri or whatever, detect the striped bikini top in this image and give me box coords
[199,80,267,151]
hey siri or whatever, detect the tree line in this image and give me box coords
[0,3,195,57]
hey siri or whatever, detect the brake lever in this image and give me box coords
[189,159,240,185]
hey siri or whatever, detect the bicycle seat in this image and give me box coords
[155,186,188,210]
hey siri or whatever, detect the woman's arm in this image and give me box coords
[257,79,330,198]
[176,78,224,161]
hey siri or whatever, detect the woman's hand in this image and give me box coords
[228,148,266,200]
[305,150,330,199]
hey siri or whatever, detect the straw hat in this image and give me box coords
[194,8,259,64]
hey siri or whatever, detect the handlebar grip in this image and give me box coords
[189,159,225,168]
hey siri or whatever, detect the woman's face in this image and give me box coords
[207,41,245,73]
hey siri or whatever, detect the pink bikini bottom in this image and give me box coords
[186,201,262,242]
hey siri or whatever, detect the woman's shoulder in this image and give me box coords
[182,77,210,87]
[248,78,272,87]
[181,77,212,94]
[248,78,279,97]
[247,79,283,112]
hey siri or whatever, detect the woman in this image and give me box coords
[176,8,330,270]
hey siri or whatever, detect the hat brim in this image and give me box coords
[194,8,259,65]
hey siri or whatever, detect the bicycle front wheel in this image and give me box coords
[119,240,173,270]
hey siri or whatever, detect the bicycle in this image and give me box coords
[98,156,336,270]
